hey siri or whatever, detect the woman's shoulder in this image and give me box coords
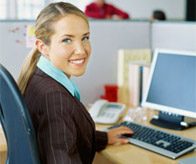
[26,67,71,97]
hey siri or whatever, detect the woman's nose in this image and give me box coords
[74,42,85,55]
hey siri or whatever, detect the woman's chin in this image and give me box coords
[72,70,86,77]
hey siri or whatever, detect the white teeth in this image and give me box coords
[70,59,84,64]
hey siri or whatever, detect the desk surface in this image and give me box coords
[96,109,196,164]
[0,109,196,164]
[0,124,6,152]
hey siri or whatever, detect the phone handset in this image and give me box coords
[88,99,126,124]
[88,99,108,119]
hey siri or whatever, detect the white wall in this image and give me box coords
[61,0,186,20]
[109,0,186,20]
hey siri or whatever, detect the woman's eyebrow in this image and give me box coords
[61,34,74,38]
[83,32,90,36]
[61,32,90,38]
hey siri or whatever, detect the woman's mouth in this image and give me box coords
[69,58,85,66]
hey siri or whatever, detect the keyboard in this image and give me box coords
[108,121,196,159]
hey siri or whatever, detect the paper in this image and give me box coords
[26,25,36,48]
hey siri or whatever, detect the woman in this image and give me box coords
[18,2,133,164]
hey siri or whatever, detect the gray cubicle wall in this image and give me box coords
[1,20,195,104]
[0,21,34,80]
[0,20,151,104]
[152,22,196,51]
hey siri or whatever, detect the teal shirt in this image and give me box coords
[37,55,80,100]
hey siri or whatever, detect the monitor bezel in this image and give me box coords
[142,49,196,119]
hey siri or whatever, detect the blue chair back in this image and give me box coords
[0,64,40,164]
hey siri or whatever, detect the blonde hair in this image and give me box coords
[17,2,89,94]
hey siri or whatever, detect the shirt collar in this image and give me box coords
[37,55,80,100]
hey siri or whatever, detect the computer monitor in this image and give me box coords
[142,49,196,130]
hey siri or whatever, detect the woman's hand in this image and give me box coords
[106,126,134,145]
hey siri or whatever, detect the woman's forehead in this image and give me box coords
[53,15,88,28]
[51,15,89,37]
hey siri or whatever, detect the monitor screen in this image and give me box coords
[142,49,196,119]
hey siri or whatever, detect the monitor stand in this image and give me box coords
[150,111,196,131]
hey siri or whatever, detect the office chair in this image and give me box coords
[0,64,40,164]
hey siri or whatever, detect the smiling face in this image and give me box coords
[38,14,91,78]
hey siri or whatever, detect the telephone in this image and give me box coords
[88,99,126,124]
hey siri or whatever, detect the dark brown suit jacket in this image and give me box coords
[24,68,107,164]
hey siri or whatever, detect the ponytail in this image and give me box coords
[17,47,40,94]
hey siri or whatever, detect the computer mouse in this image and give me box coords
[119,133,133,138]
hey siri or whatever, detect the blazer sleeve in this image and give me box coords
[95,131,108,151]
[37,91,82,164]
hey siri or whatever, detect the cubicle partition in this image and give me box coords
[0,20,195,104]
[0,20,151,104]
[152,22,196,51]
[0,21,34,80]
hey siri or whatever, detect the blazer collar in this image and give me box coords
[37,55,80,100]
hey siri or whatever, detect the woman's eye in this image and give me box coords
[62,38,71,43]
[82,36,89,41]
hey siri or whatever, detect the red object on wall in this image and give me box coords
[100,84,118,102]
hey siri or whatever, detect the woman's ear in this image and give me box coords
[35,39,49,57]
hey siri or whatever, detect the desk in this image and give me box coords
[94,109,196,164]
[0,125,7,164]
[0,109,196,164]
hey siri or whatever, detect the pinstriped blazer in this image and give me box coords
[24,68,107,164]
